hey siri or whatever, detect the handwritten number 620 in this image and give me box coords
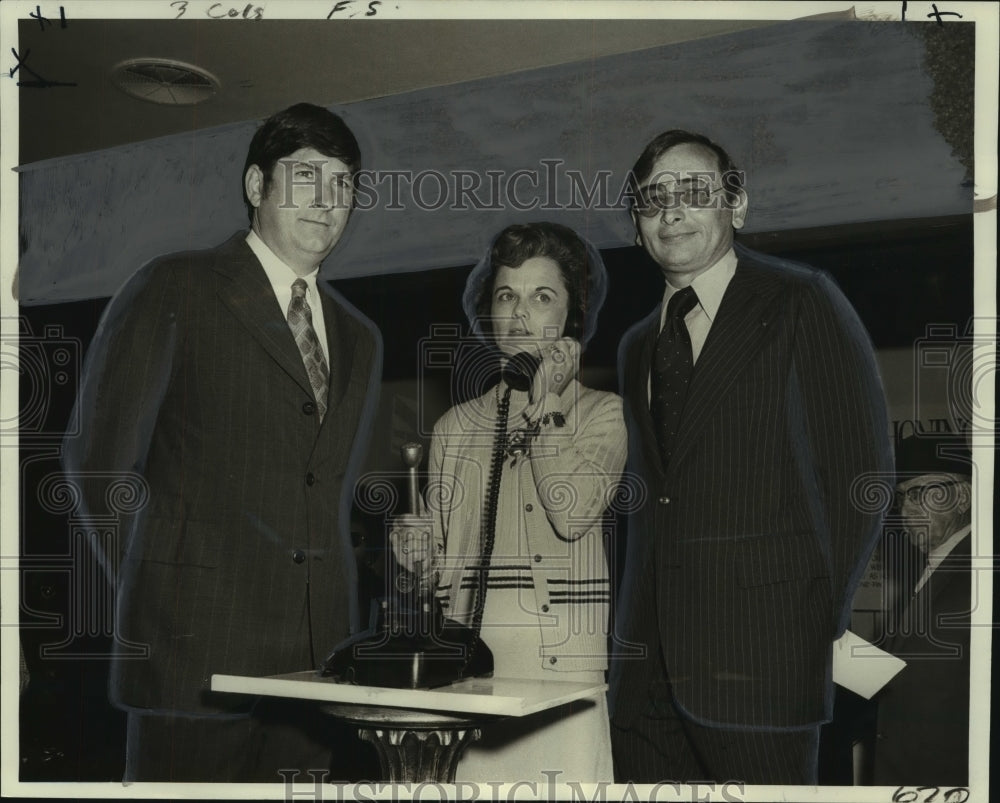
[892,788,969,803]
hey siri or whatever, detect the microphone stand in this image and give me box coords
[320,443,493,688]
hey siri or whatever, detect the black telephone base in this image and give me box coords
[319,619,494,690]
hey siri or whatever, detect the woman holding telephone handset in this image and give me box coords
[390,222,626,782]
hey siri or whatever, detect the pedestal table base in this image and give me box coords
[323,703,496,782]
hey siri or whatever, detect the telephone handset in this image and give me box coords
[319,443,494,689]
[501,350,541,392]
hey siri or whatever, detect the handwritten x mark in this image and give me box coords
[9,48,77,88]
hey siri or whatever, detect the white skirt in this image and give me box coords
[455,587,613,784]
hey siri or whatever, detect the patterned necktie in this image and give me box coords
[650,285,699,466]
[287,278,330,421]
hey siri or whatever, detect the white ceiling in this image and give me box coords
[15,17,773,165]
[18,17,971,305]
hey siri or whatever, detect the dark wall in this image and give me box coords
[336,215,974,383]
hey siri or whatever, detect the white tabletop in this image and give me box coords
[211,671,606,718]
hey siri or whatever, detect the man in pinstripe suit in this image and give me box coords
[64,104,381,781]
[609,130,893,784]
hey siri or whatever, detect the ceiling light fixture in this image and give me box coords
[110,58,220,106]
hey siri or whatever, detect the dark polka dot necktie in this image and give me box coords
[651,285,699,467]
[287,278,330,421]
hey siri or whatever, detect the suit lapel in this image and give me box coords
[622,309,666,477]
[889,534,971,653]
[668,253,786,473]
[924,533,972,609]
[212,235,315,399]
[318,287,357,420]
[311,283,372,466]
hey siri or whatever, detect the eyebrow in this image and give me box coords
[494,284,560,293]
[285,160,349,173]
[641,177,711,190]
[285,161,353,185]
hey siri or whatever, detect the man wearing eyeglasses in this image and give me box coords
[609,130,893,784]
[874,435,972,786]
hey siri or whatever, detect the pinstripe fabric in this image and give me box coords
[64,232,382,715]
[609,244,892,779]
[612,716,820,785]
[123,699,371,782]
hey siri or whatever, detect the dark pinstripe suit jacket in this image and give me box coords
[64,232,382,715]
[609,244,892,731]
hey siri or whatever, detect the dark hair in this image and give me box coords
[242,103,361,222]
[628,129,744,206]
[470,222,592,343]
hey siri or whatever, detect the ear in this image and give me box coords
[731,189,749,230]
[244,164,264,209]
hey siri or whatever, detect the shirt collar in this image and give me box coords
[663,248,738,323]
[246,230,320,292]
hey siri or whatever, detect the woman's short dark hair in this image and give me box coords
[242,103,361,222]
[466,222,606,345]
[628,129,743,206]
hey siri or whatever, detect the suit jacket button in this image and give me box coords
[302,401,316,415]
[525,503,533,512]
[533,554,542,563]
[306,472,316,486]
[549,656,557,665]
[541,604,550,613]
[658,496,671,505]
[292,549,306,564]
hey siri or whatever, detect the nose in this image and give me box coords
[311,176,347,211]
[311,182,333,209]
[659,204,685,225]
[510,293,528,320]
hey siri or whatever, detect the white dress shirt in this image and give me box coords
[648,248,738,401]
[246,230,330,364]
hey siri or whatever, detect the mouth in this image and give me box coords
[301,218,332,228]
[658,231,694,243]
[505,327,532,338]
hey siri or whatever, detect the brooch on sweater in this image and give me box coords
[506,426,535,465]
[506,412,565,466]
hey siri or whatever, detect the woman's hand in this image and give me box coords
[531,336,580,406]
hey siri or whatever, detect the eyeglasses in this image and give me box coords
[633,182,729,217]
[892,480,965,508]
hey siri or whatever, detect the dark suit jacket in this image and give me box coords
[610,243,892,730]
[64,232,382,714]
[874,534,971,786]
